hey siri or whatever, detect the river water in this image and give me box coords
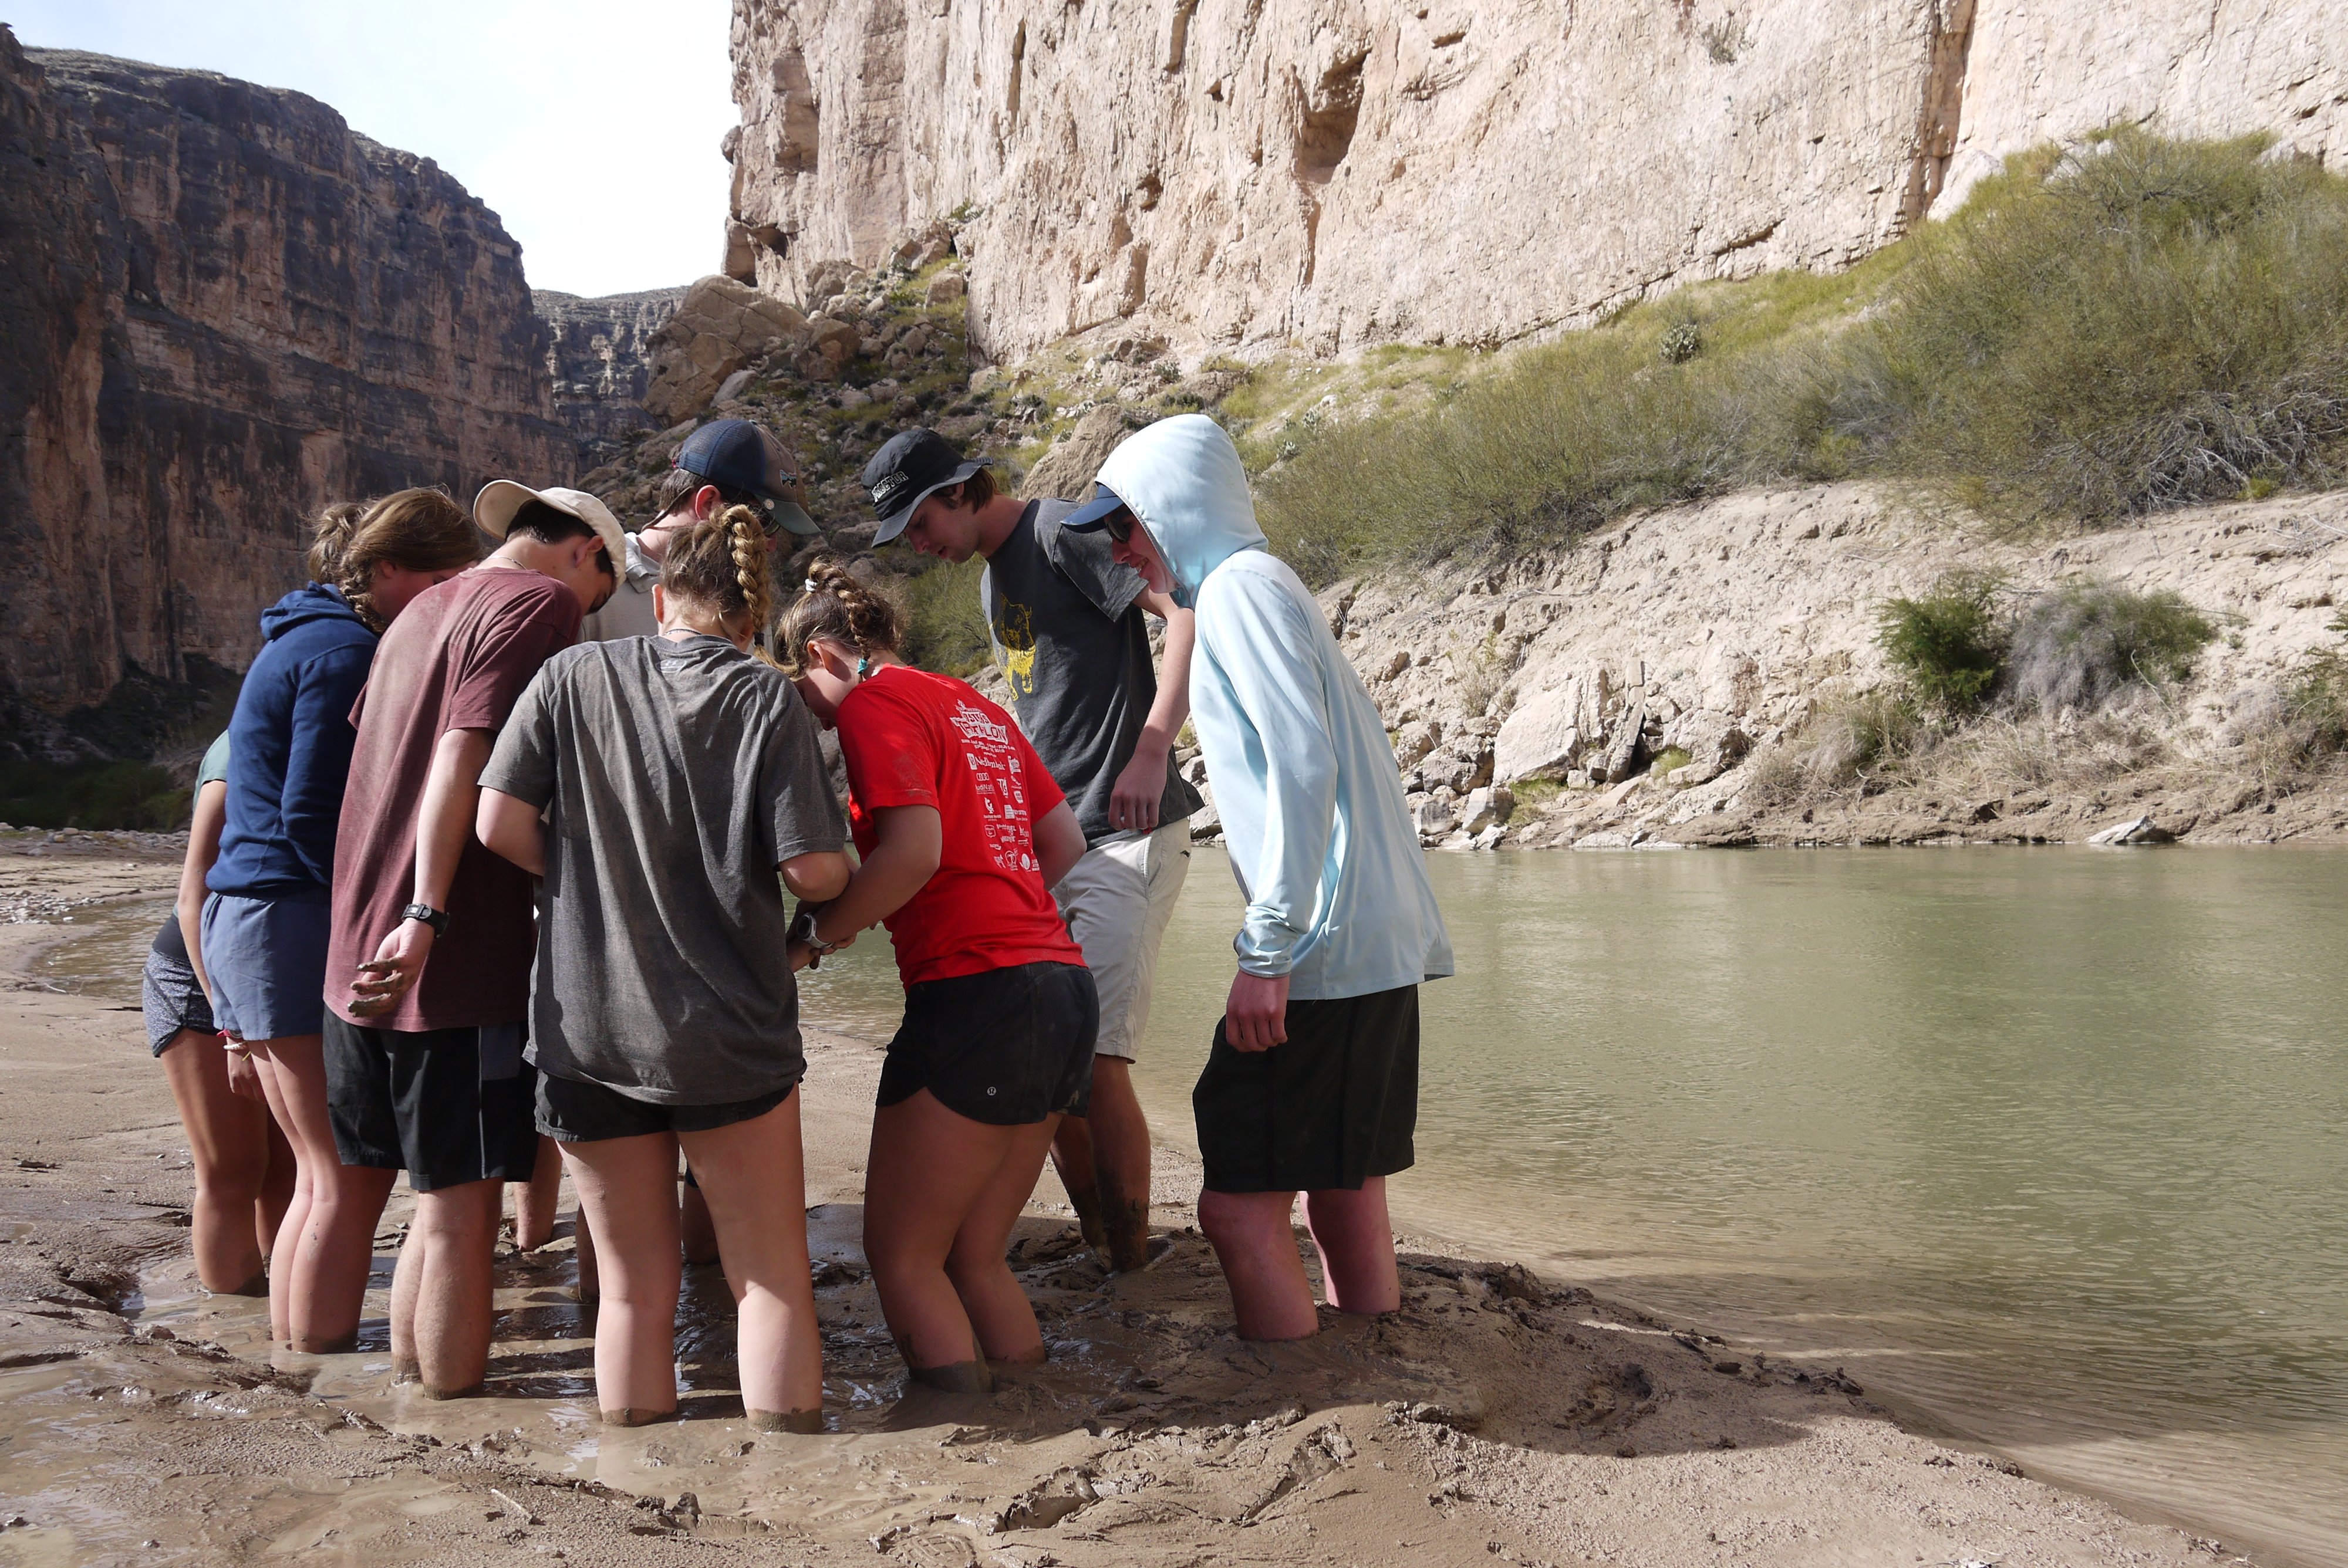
[792,845,2348,1563]
[48,847,2348,1562]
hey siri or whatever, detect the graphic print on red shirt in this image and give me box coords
[835,665,1084,988]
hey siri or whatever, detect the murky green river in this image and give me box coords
[795,845,2348,1563]
[48,847,2348,1562]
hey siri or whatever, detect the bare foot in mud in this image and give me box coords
[747,1407,825,1434]
[601,1405,674,1427]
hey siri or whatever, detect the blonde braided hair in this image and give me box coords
[659,503,781,664]
[778,555,905,675]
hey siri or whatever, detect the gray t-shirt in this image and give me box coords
[480,633,845,1104]
[980,500,1203,846]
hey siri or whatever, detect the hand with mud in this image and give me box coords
[1223,971,1291,1051]
[349,920,435,1018]
[222,1042,266,1101]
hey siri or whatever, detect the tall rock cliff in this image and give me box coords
[535,286,687,459]
[726,1,2345,363]
[0,33,575,749]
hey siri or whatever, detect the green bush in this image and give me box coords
[899,555,995,677]
[1875,572,2009,711]
[2279,611,2348,756]
[1856,131,2348,523]
[2004,579,2216,711]
[0,760,189,832]
[1254,132,2348,583]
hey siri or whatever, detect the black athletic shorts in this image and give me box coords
[323,1015,540,1192]
[536,1072,797,1143]
[878,961,1098,1125]
[1192,984,1419,1194]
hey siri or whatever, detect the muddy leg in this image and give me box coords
[1197,1188,1318,1341]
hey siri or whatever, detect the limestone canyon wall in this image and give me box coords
[726,1,2346,363]
[535,287,686,458]
[0,33,574,742]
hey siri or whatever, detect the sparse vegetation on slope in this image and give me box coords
[1254,131,2348,583]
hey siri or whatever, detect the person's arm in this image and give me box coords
[781,850,851,904]
[177,779,228,1006]
[1209,579,1341,1052]
[348,727,495,1018]
[1106,590,1196,835]
[1034,799,1086,890]
[475,788,545,877]
[278,647,370,889]
[811,806,941,946]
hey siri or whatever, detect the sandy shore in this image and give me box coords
[0,841,2253,1567]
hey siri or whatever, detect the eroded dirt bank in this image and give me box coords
[1321,484,2348,854]
[0,844,2251,1567]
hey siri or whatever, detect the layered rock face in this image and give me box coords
[727,0,2344,363]
[535,287,686,457]
[0,36,573,741]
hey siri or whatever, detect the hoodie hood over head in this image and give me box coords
[1091,414,1263,609]
[260,581,367,640]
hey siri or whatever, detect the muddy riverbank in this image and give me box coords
[0,842,2250,1567]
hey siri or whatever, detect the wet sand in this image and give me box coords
[0,841,2257,1566]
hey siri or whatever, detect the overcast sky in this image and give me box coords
[9,0,736,298]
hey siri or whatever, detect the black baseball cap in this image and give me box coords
[676,418,819,537]
[1061,481,1129,533]
[861,428,989,545]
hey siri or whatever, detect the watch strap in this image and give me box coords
[400,902,450,937]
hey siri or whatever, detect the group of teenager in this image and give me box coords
[141,407,1452,1428]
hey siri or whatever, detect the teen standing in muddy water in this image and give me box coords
[781,560,1095,1391]
[141,729,294,1302]
[1065,415,1453,1341]
[865,427,1200,1273]
[475,508,847,1431]
[202,492,482,1346]
[323,484,618,1395]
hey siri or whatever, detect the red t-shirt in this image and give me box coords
[326,567,582,1032]
[835,665,1084,988]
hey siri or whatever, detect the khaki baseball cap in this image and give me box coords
[473,482,629,566]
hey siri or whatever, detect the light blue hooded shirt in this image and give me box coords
[1095,415,1453,999]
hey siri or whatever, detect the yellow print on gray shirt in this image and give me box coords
[995,598,1038,698]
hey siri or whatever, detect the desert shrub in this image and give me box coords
[2004,579,2215,711]
[1856,131,2348,523]
[0,760,188,832]
[1796,690,1933,787]
[1874,572,2009,711]
[1646,745,1692,778]
[1254,132,2348,583]
[898,555,994,677]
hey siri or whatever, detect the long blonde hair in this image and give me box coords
[306,488,482,632]
[658,504,778,663]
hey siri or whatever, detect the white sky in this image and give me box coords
[8,0,736,299]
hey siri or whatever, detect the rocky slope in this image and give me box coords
[724,1,2343,363]
[0,34,573,756]
[1324,485,2348,850]
[534,286,688,461]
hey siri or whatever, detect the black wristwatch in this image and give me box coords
[400,902,450,937]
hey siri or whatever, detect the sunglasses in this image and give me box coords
[1104,506,1135,544]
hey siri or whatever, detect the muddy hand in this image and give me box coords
[348,922,435,1018]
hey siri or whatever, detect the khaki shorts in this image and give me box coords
[1055,819,1190,1061]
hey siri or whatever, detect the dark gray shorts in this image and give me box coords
[879,961,1098,1125]
[536,1072,797,1143]
[141,947,217,1057]
[323,1015,539,1192]
[1192,984,1419,1194]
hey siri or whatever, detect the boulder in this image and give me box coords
[1662,708,1753,785]
[1391,719,1442,769]
[642,275,807,423]
[926,271,967,307]
[1019,406,1133,501]
[1494,681,1585,783]
[1412,794,1458,842]
[2087,814,2177,847]
[1461,785,1513,835]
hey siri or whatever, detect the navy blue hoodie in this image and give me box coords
[208,583,377,903]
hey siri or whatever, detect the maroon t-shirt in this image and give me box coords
[326,567,582,1033]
